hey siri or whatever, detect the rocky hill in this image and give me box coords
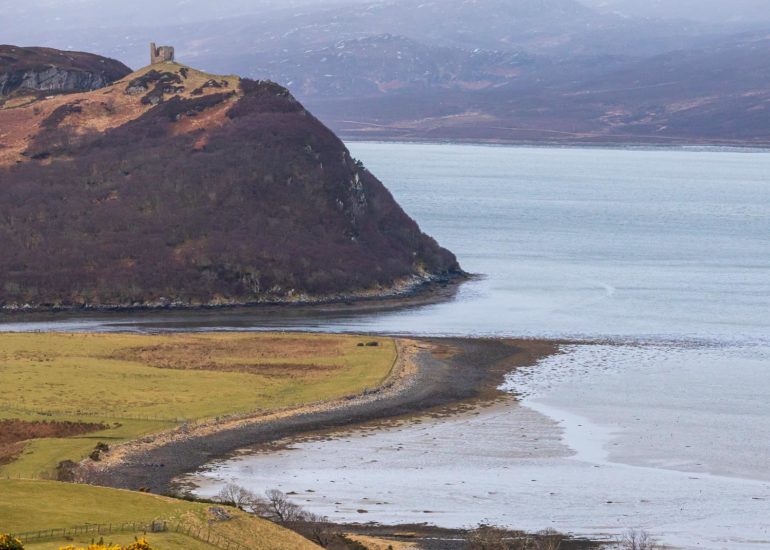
[0,60,460,310]
[0,45,131,103]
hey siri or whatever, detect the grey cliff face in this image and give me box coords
[0,67,115,96]
[0,45,132,98]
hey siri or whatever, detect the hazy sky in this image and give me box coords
[2,0,770,27]
[578,0,770,23]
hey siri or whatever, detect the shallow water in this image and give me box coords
[7,143,770,547]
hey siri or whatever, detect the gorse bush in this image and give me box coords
[59,539,153,550]
[0,534,24,550]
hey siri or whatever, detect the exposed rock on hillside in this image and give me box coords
[0,62,461,310]
[0,45,131,101]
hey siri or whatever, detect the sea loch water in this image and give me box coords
[5,144,770,547]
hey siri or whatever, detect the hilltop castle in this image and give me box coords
[150,43,174,64]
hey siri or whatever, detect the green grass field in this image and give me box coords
[0,479,320,550]
[0,332,395,478]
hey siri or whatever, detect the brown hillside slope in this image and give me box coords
[0,62,461,310]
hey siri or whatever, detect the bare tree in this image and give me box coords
[244,489,339,547]
[466,525,516,549]
[465,525,568,550]
[260,489,305,523]
[296,512,340,548]
[616,529,661,550]
[534,529,563,550]
[215,483,255,510]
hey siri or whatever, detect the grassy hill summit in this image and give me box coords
[0,47,461,310]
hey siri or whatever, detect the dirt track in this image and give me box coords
[92,337,560,494]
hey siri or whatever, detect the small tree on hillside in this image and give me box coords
[259,489,305,523]
[215,483,255,510]
[296,512,340,548]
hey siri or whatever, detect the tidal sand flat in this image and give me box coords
[189,342,770,549]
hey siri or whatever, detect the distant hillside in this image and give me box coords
[0,59,460,310]
[0,45,131,101]
[3,0,768,145]
[578,0,770,25]
[260,34,537,99]
[308,33,770,146]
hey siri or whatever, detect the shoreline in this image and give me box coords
[88,336,562,494]
[342,135,770,153]
[0,273,471,320]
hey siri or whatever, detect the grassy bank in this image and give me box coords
[0,332,395,478]
[0,479,320,550]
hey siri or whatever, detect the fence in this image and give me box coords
[172,522,251,550]
[10,520,251,550]
[12,521,168,544]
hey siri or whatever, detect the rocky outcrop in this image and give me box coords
[0,45,131,97]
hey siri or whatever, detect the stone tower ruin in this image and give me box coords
[150,43,175,64]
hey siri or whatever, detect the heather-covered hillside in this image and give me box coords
[0,63,460,309]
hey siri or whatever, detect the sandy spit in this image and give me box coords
[87,337,561,494]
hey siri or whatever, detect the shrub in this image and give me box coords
[58,539,152,550]
[615,530,660,550]
[0,534,24,550]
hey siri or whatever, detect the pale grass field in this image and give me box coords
[0,332,395,478]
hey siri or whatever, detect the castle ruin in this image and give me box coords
[150,43,175,64]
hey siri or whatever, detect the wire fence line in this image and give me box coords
[10,519,252,550]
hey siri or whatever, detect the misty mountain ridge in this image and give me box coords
[3,0,768,145]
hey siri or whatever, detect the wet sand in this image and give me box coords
[91,337,560,494]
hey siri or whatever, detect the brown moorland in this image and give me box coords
[0,57,461,311]
[0,419,108,465]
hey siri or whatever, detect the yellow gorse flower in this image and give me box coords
[57,540,151,550]
[0,534,24,550]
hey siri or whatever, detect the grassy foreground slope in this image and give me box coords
[0,332,395,478]
[0,479,320,550]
